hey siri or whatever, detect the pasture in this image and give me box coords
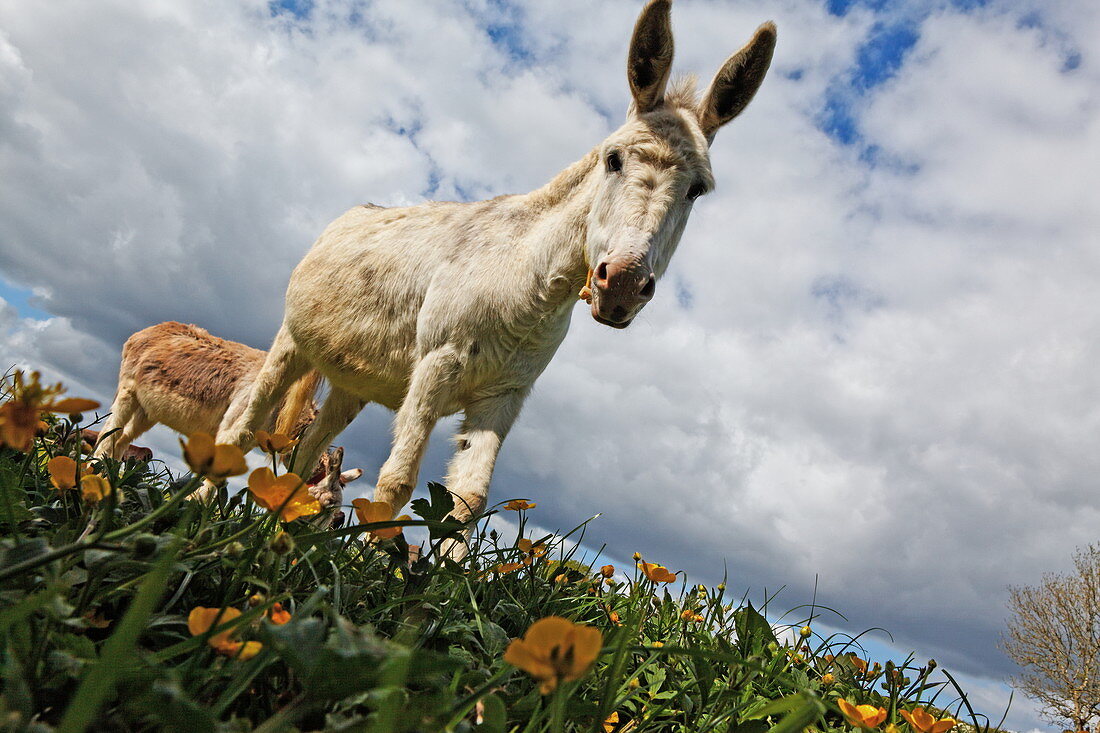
[0,379,991,732]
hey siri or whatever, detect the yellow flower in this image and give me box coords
[188,606,263,659]
[0,371,100,452]
[821,673,836,685]
[849,654,869,676]
[838,698,887,729]
[693,614,705,623]
[351,498,410,540]
[247,467,320,521]
[48,456,78,490]
[254,430,298,455]
[494,561,525,575]
[503,616,603,694]
[517,538,547,564]
[900,707,959,733]
[632,552,642,561]
[637,561,677,584]
[680,608,695,621]
[80,474,114,503]
[181,433,248,481]
[651,641,664,648]
[503,499,537,511]
[603,711,621,732]
[268,602,291,625]
[600,564,615,578]
[608,610,622,626]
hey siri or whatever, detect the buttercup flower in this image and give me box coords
[503,499,537,511]
[494,561,525,575]
[0,371,100,452]
[638,561,677,584]
[254,430,298,455]
[48,456,78,491]
[188,606,263,659]
[181,433,248,481]
[503,616,603,694]
[600,564,615,578]
[838,698,888,729]
[899,707,959,733]
[351,499,411,540]
[821,672,836,685]
[603,712,621,732]
[80,474,114,504]
[268,602,292,625]
[680,608,695,621]
[517,538,547,564]
[248,468,320,521]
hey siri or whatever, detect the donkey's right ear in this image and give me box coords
[627,0,674,115]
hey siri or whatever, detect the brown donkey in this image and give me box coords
[94,322,320,467]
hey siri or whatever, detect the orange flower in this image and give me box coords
[503,499,537,511]
[0,370,99,452]
[680,608,695,621]
[268,602,291,625]
[80,474,114,504]
[838,698,888,729]
[351,498,410,540]
[603,712,621,732]
[48,456,78,490]
[821,673,836,685]
[600,564,615,578]
[637,561,677,584]
[494,561,525,575]
[503,616,603,694]
[517,537,547,564]
[254,430,298,455]
[188,606,262,659]
[248,468,320,521]
[181,433,248,481]
[608,610,622,626]
[900,707,959,733]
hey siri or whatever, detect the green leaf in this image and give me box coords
[473,693,506,733]
[734,602,776,652]
[411,481,455,522]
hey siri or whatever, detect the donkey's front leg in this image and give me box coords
[439,389,527,560]
[373,348,461,513]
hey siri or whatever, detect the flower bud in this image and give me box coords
[270,530,295,555]
[821,673,836,685]
[632,552,641,561]
[716,583,726,591]
[628,678,640,689]
[600,564,615,578]
[248,593,266,607]
[800,625,812,638]
[225,541,246,557]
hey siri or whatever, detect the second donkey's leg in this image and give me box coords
[216,325,308,450]
[288,387,364,482]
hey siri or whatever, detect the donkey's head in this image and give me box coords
[584,0,776,328]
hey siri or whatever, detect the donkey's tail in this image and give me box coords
[273,369,322,437]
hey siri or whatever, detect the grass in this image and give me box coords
[0,382,999,732]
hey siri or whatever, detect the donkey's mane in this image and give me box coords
[663,75,700,111]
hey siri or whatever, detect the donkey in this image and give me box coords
[218,0,776,553]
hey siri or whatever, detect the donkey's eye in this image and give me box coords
[686,181,707,201]
[605,151,623,173]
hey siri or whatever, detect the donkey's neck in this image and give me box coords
[520,149,600,308]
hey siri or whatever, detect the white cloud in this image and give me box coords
[2,2,1098,730]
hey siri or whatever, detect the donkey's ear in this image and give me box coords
[697,22,776,139]
[627,0,675,115]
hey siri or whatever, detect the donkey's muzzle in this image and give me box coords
[590,258,655,327]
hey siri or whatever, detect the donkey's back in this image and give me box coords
[121,321,266,435]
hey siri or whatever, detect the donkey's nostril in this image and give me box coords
[611,305,628,321]
[639,274,656,299]
[595,261,609,285]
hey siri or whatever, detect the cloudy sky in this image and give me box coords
[2,0,1097,729]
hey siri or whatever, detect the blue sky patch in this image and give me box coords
[269,0,312,20]
[0,278,50,321]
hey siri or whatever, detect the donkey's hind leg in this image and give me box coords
[93,384,153,460]
[216,324,308,450]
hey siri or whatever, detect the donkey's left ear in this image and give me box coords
[697,22,777,140]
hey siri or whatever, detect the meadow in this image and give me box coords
[0,370,993,732]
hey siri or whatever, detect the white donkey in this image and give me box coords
[219,0,776,549]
